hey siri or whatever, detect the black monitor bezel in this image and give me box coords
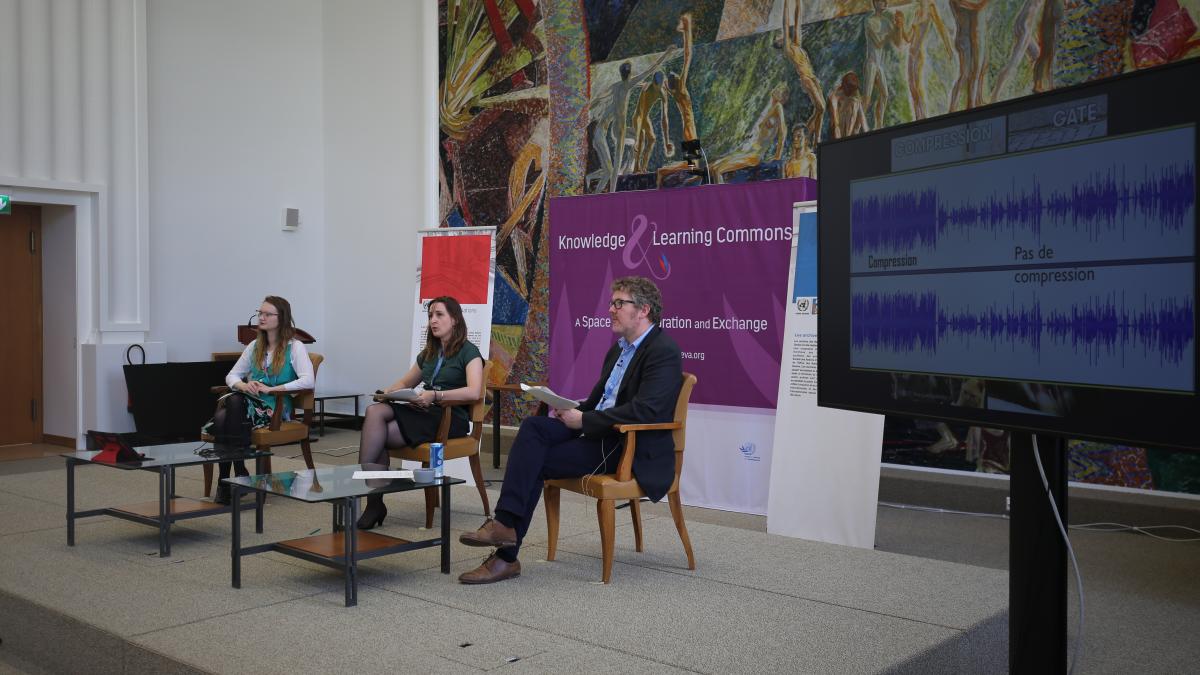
[817,59,1200,451]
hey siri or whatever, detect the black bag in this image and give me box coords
[210,392,253,449]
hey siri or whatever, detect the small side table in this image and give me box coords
[485,383,544,469]
[312,393,361,436]
[64,443,271,557]
[227,466,464,607]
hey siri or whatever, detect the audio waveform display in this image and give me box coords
[849,265,1196,391]
[850,126,1195,273]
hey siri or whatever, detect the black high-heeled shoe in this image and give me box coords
[357,495,387,530]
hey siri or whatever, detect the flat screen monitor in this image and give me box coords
[818,60,1198,451]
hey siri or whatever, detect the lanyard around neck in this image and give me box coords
[429,351,445,387]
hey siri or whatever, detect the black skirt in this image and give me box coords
[389,403,468,446]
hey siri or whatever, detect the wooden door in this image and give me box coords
[0,205,43,445]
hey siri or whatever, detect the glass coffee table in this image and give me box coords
[64,442,271,557]
[225,465,465,607]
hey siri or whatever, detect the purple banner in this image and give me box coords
[549,179,816,408]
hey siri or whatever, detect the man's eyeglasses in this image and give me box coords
[255,311,279,318]
[609,298,637,310]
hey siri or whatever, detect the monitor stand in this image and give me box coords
[1010,432,1069,673]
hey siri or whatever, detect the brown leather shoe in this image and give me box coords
[459,553,521,584]
[459,518,518,547]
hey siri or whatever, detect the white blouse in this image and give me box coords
[225,339,315,391]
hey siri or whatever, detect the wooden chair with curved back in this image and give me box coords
[542,372,697,583]
[387,359,493,529]
[201,352,323,497]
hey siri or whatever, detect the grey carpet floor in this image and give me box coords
[0,429,1195,674]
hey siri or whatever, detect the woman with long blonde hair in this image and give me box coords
[209,295,314,504]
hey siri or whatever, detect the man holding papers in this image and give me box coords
[459,276,683,584]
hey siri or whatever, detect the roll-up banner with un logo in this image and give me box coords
[766,203,885,548]
[409,226,497,486]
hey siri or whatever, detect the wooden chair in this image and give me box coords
[543,372,698,583]
[387,359,493,529]
[201,352,323,497]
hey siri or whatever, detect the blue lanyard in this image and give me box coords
[429,351,445,387]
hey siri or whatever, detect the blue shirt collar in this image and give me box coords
[618,324,655,351]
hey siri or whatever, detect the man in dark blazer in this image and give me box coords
[459,276,683,584]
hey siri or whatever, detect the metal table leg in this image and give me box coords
[255,456,265,534]
[66,458,76,546]
[318,398,326,436]
[166,468,177,538]
[231,484,242,588]
[441,480,451,573]
[158,466,170,557]
[345,497,359,607]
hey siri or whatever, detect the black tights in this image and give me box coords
[357,403,408,467]
[212,405,249,479]
[217,459,248,479]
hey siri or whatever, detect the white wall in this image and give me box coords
[41,204,77,439]
[0,0,151,439]
[136,1,437,418]
[0,0,151,334]
[6,0,435,439]
[319,1,433,404]
[146,0,328,360]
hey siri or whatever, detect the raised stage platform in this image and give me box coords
[0,455,1006,674]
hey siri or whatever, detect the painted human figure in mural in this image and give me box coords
[927,377,985,455]
[951,379,1011,473]
[668,12,698,145]
[632,72,673,173]
[863,0,901,129]
[828,71,869,139]
[655,13,703,187]
[709,83,788,184]
[987,0,1065,100]
[948,0,991,112]
[897,0,953,119]
[989,0,1046,103]
[970,426,1012,473]
[776,0,826,144]
[586,48,676,192]
[783,125,817,179]
[1033,0,1063,93]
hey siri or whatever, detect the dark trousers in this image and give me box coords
[495,416,621,557]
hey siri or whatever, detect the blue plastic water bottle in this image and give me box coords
[430,442,444,478]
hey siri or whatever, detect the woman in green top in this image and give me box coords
[356,295,483,529]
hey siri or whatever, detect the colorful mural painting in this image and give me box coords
[438,0,1200,491]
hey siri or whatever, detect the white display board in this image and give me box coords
[765,203,885,548]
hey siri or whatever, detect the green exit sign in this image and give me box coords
[0,195,10,215]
